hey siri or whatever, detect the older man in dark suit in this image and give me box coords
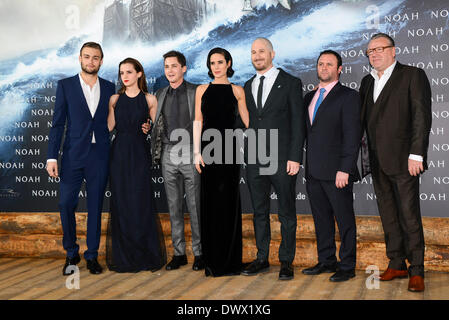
[359,33,432,292]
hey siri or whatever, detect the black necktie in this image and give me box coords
[257,75,265,110]
[168,88,179,138]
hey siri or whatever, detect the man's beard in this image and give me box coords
[252,61,267,71]
[81,64,100,75]
[318,73,332,83]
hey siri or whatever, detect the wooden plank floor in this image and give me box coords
[1,258,448,300]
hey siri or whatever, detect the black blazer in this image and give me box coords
[244,69,306,163]
[359,62,432,176]
[304,82,361,182]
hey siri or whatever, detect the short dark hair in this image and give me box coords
[370,33,395,47]
[163,50,187,67]
[317,50,342,68]
[206,47,235,79]
[80,42,104,59]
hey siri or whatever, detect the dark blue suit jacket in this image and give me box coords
[47,75,116,169]
[304,82,362,182]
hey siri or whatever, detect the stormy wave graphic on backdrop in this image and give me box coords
[3,0,441,213]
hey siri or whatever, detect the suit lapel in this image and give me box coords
[245,75,257,113]
[186,82,195,119]
[304,90,316,129]
[361,76,374,123]
[261,70,285,114]
[311,82,342,127]
[95,78,107,119]
[373,62,402,108]
[73,75,93,118]
[369,62,402,122]
[155,86,169,122]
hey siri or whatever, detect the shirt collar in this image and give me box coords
[318,80,338,92]
[79,73,99,89]
[256,66,277,80]
[370,60,397,81]
[168,79,186,94]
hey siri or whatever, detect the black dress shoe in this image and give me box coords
[241,259,269,276]
[86,258,103,275]
[302,262,337,275]
[165,255,188,271]
[62,255,81,276]
[279,261,294,280]
[329,269,355,282]
[192,255,205,271]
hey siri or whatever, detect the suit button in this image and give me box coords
[258,117,262,120]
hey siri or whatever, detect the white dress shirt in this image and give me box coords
[79,73,100,143]
[251,66,280,108]
[370,61,422,162]
[371,60,396,103]
[47,74,101,164]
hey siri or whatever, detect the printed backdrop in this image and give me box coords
[0,0,448,216]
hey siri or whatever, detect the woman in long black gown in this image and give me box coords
[106,57,166,272]
[193,48,249,277]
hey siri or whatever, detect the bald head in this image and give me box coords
[251,37,275,73]
[253,37,274,52]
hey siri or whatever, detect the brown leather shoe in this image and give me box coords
[408,275,425,292]
[379,268,408,281]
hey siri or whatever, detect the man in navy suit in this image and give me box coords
[46,42,115,276]
[301,50,361,282]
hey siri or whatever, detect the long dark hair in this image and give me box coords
[117,57,148,94]
[206,47,235,79]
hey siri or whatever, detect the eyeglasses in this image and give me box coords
[365,46,393,57]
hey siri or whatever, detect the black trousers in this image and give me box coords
[246,161,297,263]
[370,155,425,277]
[306,177,356,271]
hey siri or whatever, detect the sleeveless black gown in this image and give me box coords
[200,83,242,277]
[106,91,166,272]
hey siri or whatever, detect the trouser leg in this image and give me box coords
[162,145,186,256]
[306,177,337,266]
[84,144,109,260]
[246,164,272,261]
[59,164,84,258]
[270,162,298,263]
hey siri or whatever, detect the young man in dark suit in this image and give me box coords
[301,50,361,282]
[359,33,432,292]
[241,38,306,280]
[47,42,116,276]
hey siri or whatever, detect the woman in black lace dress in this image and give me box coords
[193,48,249,277]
